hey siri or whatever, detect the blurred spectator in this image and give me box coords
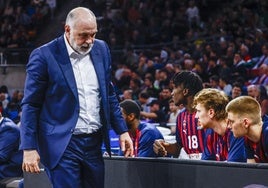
[206,57,220,79]
[252,43,268,69]
[135,91,153,114]
[3,99,21,124]
[230,82,243,100]
[158,87,172,116]
[244,34,262,58]
[208,75,220,90]
[218,56,232,79]
[167,99,184,135]
[137,55,149,77]
[140,75,159,98]
[250,64,268,85]
[140,100,166,126]
[0,0,53,49]
[120,89,133,102]
[158,69,170,90]
[231,52,248,82]
[46,0,56,19]
[247,84,268,117]
[0,85,10,110]
[248,43,268,80]
[185,0,200,29]
[239,43,252,62]
[128,78,142,100]
[219,76,232,97]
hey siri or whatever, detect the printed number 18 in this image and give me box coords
[187,135,198,149]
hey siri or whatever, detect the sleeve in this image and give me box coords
[138,128,164,157]
[262,121,268,158]
[20,48,48,150]
[227,132,246,162]
[0,125,20,163]
[102,40,127,135]
[201,128,216,160]
[108,81,128,135]
[245,139,255,160]
[175,113,182,147]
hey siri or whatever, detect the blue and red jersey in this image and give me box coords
[0,117,23,179]
[202,128,246,162]
[119,122,164,157]
[176,109,205,156]
[245,115,268,162]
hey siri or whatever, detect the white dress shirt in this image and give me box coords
[64,35,102,134]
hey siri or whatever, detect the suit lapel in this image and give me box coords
[54,37,108,102]
[55,36,78,100]
[90,46,107,100]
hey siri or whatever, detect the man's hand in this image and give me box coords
[153,139,169,156]
[119,132,134,157]
[22,150,41,173]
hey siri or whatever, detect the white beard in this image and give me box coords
[70,34,93,55]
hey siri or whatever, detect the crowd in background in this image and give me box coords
[0,0,57,49]
[106,0,268,128]
[0,0,268,127]
[0,1,268,185]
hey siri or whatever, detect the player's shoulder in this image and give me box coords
[262,117,268,134]
[177,108,187,116]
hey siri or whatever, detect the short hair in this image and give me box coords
[65,7,96,28]
[226,96,262,124]
[210,75,219,82]
[193,88,229,120]
[120,99,141,119]
[169,99,175,103]
[139,92,149,99]
[232,81,243,91]
[161,86,172,92]
[172,71,203,96]
[130,78,141,87]
[144,75,154,83]
[220,75,229,84]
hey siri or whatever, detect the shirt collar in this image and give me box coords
[64,34,79,58]
[64,34,93,60]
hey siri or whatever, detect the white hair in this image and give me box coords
[65,7,96,28]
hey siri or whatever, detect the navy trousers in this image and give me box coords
[46,131,104,188]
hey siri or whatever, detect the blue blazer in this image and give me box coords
[20,36,128,169]
[0,118,23,179]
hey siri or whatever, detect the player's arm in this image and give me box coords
[245,139,256,163]
[140,111,157,119]
[165,142,181,157]
[201,129,216,160]
[154,139,181,157]
[227,133,246,162]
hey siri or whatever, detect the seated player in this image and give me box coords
[119,99,164,157]
[153,71,205,160]
[226,96,268,163]
[193,88,246,162]
[0,113,23,179]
